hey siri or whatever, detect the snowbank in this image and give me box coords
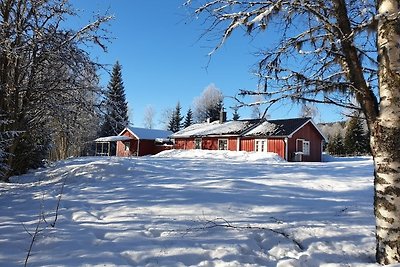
[323,153,373,162]
[153,149,284,162]
[1,155,377,266]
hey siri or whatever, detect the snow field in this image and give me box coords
[0,150,379,266]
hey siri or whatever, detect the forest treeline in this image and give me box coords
[0,1,371,182]
[319,114,370,156]
[0,0,113,181]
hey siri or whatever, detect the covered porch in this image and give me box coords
[94,136,132,156]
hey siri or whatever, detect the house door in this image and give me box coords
[255,139,267,152]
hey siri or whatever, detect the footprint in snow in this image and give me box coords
[143,227,163,238]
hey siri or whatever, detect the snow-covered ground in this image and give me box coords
[0,150,380,266]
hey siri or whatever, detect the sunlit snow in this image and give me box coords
[0,150,378,266]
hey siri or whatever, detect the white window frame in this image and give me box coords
[124,141,130,151]
[218,139,228,150]
[194,138,202,149]
[255,139,268,152]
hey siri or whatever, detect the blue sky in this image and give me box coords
[70,0,345,128]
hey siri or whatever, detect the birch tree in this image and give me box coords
[193,83,224,122]
[0,0,112,180]
[186,0,400,264]
[143,105,156,129]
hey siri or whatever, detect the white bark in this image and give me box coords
[374,0,400,264]
[143,105,156,129]
[187,0,400,263]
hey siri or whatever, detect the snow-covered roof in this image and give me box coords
[171,120,260,138]
[94,136,132,142]
[244,118,312,137]
[244,117,327,140]
[122,127,173,140]
[244,121,280,136]
[172,117,326,139]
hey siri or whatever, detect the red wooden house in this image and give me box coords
[95,127,173,157]
[171,117,326,162]
[117,127,173,156]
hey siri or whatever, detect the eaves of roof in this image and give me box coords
[172,117,326,140]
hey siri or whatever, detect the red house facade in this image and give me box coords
[116,127,173,157]
[95,127,173,157]
[172,118,326,162]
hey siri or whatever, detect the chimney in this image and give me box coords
[219,108,227,124]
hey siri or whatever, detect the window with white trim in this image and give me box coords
[194,138,202,149]
[255,139,267,152]
[218,139,228,150]
[124,141,130,151]
[296,139,310,156]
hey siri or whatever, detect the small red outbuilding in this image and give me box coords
[95,127,173,157]
[116,127,173,157]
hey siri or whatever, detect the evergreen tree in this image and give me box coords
[206,99,223,122]
[344,116,369,155]
[327,132,345,156]
[101,61,129,136]
[183,108,193,128]
[232,106,240,121]
[168,102,184,133]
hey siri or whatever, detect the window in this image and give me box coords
[296,139,303,152]
[218,139,228,150]
[255,139,267,152]
[194,138,202,149]
[124,141,130,151]
[296,139,310,156]
[303,141,310,156]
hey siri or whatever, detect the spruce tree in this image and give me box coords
[101,61,129,136]
[232,106,240,121]
[183,108,193,128]
[206,99,223,122]
[344,116,369,155]
[327,132,345,156]
[168,102,184,133]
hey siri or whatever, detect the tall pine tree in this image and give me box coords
[232,106,240,121]
[101,61,129,136]
[168,102,184,133]
[183,108,193,128]
[327,132,345,156]
[206,99,223,122]
[344,115,369,155]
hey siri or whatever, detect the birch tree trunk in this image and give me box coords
[374,0,400,264]
[185,0,400,263]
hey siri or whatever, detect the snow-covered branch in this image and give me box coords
[187,0,378,116]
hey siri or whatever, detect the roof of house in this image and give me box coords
[172,117,326,140]
[94,136,132,142]
[244,117,312,137]
[170,120,260,138]
[121,127,173,140]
